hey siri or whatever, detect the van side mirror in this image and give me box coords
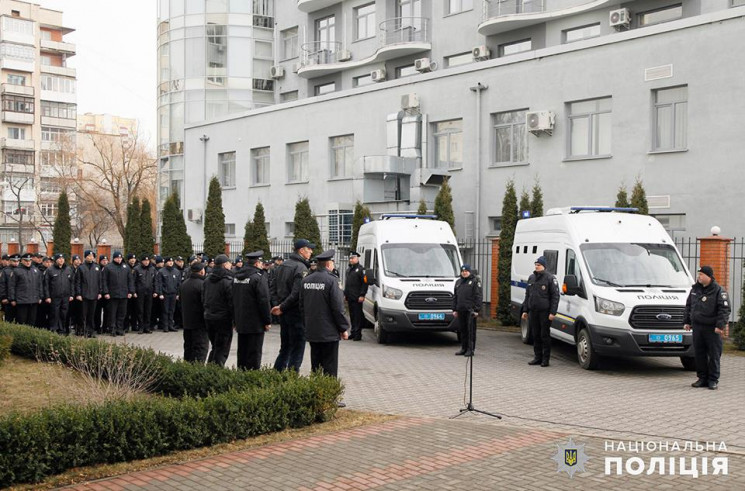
[364,268,377,285]
[563,275,580,296]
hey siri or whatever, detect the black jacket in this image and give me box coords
[76,261,102,300]
[453,274,483,312]
[155,266,181,296]
[521,270,560,315]
[203,267,234,322]
[300,268,349,342]
[684,280,730,328]
[0,266,12,300]
[44,264,74,299]
[271,253,309,313]
[343,262,368,300]
[8,264,44,304]
[102,261,134,299]
[180,275,206,330]
[134,263,157,295]
[232,265,271,334]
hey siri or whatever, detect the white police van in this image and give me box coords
[357,215,462,344]
[511,206,695,370]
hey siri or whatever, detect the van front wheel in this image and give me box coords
[576,327,599,370]
[374,313,389,344]
[520,316,533,344]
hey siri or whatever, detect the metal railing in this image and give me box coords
[378,17,430,47]
[482,0,546,20]
[300,40,342,66]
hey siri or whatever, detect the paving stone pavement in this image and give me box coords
[71,326,745,490]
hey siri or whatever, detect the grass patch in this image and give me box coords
[477,317,520,333]
[10,410,396,490]
[724,340,745,356]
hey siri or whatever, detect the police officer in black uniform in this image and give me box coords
[102,251,134,336]
[453,264,482,357]
[203,254,234,366]
[44,253,74,335]
[344,251,368,341]
[180,262,209,363]
[0,254,15,322]
[155,256,181,332]
[95,254,109,333]
[76,250,102,338]
[300,249,350,379]
[35,256,52,328]
[684,266,730,390]
[134,255,156,334]
[125,253,139,332]
[521,256,560,367]
[233,250,272,370]
[173,256,185,330]
[9,252,43,325]
[271,239,314,371]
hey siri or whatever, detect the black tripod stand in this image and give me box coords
[451,314,501,420]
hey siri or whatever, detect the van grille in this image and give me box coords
[629,306,685,330]
[404,291,453,310]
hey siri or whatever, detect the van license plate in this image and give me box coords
[649,334,683,343]
[419,313,445,321]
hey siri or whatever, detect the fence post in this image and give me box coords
[97,242,112,261]
[46,240,54,257]
[490,237,500,319]
[699,227,732,336]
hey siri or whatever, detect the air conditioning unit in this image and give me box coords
[187,208,203,223]
[526,111,555,136]
[401,93,419,110]
[609,8,631,29]
[270,65,285,79]
[371,68,386,82]
[337,49,352,62]
[414,57,432,73]
[472,45,491,61]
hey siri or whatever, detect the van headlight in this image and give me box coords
[594,296,625,316]
[383,285,403,300]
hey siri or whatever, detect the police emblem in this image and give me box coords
[702,296,707,302]
[541,285,546,290]
[551,437,589,478]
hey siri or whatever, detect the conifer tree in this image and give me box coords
[52,190,71,259]
[351,201,372,251]
[498,179,518,325]
[244,202,270,257]
[630,177,649,215]
[519,189,531,219]
[615,183,630,208]
[434,178,455,234]
[242,220,254,256]
[161,192,192,259]
[124,197,141,256]
[733,279,745,350]
[293,198,323,254]
[417,199,427,215]
[203,176,225,258]
[139,199,155,256]
[530,180,544,218]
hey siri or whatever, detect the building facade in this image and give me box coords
[177,0,745,247]
[0,0,76,245]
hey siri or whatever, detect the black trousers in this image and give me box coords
[206,318,233,367]
[309,341,340,378]
[49,297,70,333]
[183,328,210,363]
[107,298,128,334]
[457,310,476,353]
[82,299,97,336]
[35,301,49,328]
[174,298,183,328]
[693,326,723,383]
[137,293,153,332]
[273,311,305,371]
[4,302,16,323]
[529,309,552,361]
[69,298,83,334]
[125,297,138,331]
[347,298,364,339]
[237,332,265,370]
[159,294,177,331]
[15,303,38,326]
[95,298,107,332]
[151,296,161,329]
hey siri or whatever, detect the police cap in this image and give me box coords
[245,250,263,263]
[140,255,151,261]
[99,254,108,262]
[315,249,336,262]
[1,254,8,260]
[349,251,360,258]
[9,254,20,261]
[112,251,123,259]
[190,262,205,273]
[214,254,229,266]
[294,239,316,250]
[72,255,81,261]
[52,253,65,261]
[234,255,244,263]
[21,252,33,260]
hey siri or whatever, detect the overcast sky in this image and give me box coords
[38,0,157,149]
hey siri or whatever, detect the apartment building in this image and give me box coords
[175,0,745,246]
[0,0,76,244]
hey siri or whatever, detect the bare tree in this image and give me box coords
[1,172,42,247]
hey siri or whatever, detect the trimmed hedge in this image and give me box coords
[0,323,343,487]
[0,334,11,365]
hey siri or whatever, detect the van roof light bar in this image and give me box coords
[569,206,639,214]
[381,214,438,220]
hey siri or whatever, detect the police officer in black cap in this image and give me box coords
[173,256,186,330]
[75,250,102,337]
[134,255,156,334]
[233,250,272,370]
[36,256,53,328]
[521,256,560,367]
[102,251,134,336]
[344,251,368,341]
[203,254,234,366]
[125,253,139,332]
[180,262,209,362]
[155,256,181,332]
[0,254,16,322]
[271,239,315,371]
[8,252,43,325]
[684,266,730,390]
[453,264,482,357]
[300,249,350,379]
[95,254,109,333]
[44,253,74,335]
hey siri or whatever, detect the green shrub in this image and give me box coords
[0,334,11,365]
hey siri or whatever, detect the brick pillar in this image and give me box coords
[71,242,84,258]
[46,240,54,257]
[97,243,112,260]
[490,237,500,319]
[25,241,39,254]
[224,242,230,255]
[699,232,732,336]
[7,241,20,256]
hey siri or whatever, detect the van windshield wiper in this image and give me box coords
[593,277,623,287]
[385,270,407,277]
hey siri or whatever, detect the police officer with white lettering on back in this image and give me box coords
[300,249,350,380]
[521,256,560,367]
[453,264,482,357]
[684,266,730,390]
[233,250,272,370]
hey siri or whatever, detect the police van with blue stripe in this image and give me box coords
[511,206,695,370]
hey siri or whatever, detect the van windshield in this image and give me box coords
[381,243,460,278]
[580,243,690,288]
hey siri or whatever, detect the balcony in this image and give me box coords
[40,39,76,55]
[0,138,35,151]
[40,64,76,78]
[478,0,612,36]
[298,17,431,79]
[41,116,76,128]
[1,111,34,125]
[1,163,34,175]
[40,89,76,104]
[1,84,34,97]
[297,0,341,13]
[0,57,34,73]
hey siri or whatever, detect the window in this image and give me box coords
[219,151,236,188]
[7,74,25,85]
[653,86,687,151]
[733,0,745,6]
[499,39,531,56]
[3,149,33,165]
[564,23,600,43]
[41,101,76,119]
[280,91,298,102]
[287,141,309,183]
[355,3,376,40]
[316,15,336,46]
[40,203,57,218]
[251,147,270,185]
[1,95,34,113]
[4,200,32,216]
[7,127,26,140]
[207,61,225,85]
[225,223,236,236]
[42,126,75,143]
[40,29,52,40]
[206,24,226,46]
[651,214,686,234]
[433,120,463,170]
[330,135,354,178]
[40,150,73,167]
[40,75,76,93]
[445,52,472,68]
[492,110,527,165]
[565,249,584,296]
[396,65,418,78]
[398,0,422,17]
[639,4,682,26]
[0,42,34,61]
[353,74,373,87]
[315,82,336,96]
[280,27,299,60]
[40,55,52,66]
[40,179,61,194]
[568,97,612,158]
[489,216,502,235]
[285,222,295,237]
[447,0,473,15]
[1,17,33,36]
[328,209,353,243]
